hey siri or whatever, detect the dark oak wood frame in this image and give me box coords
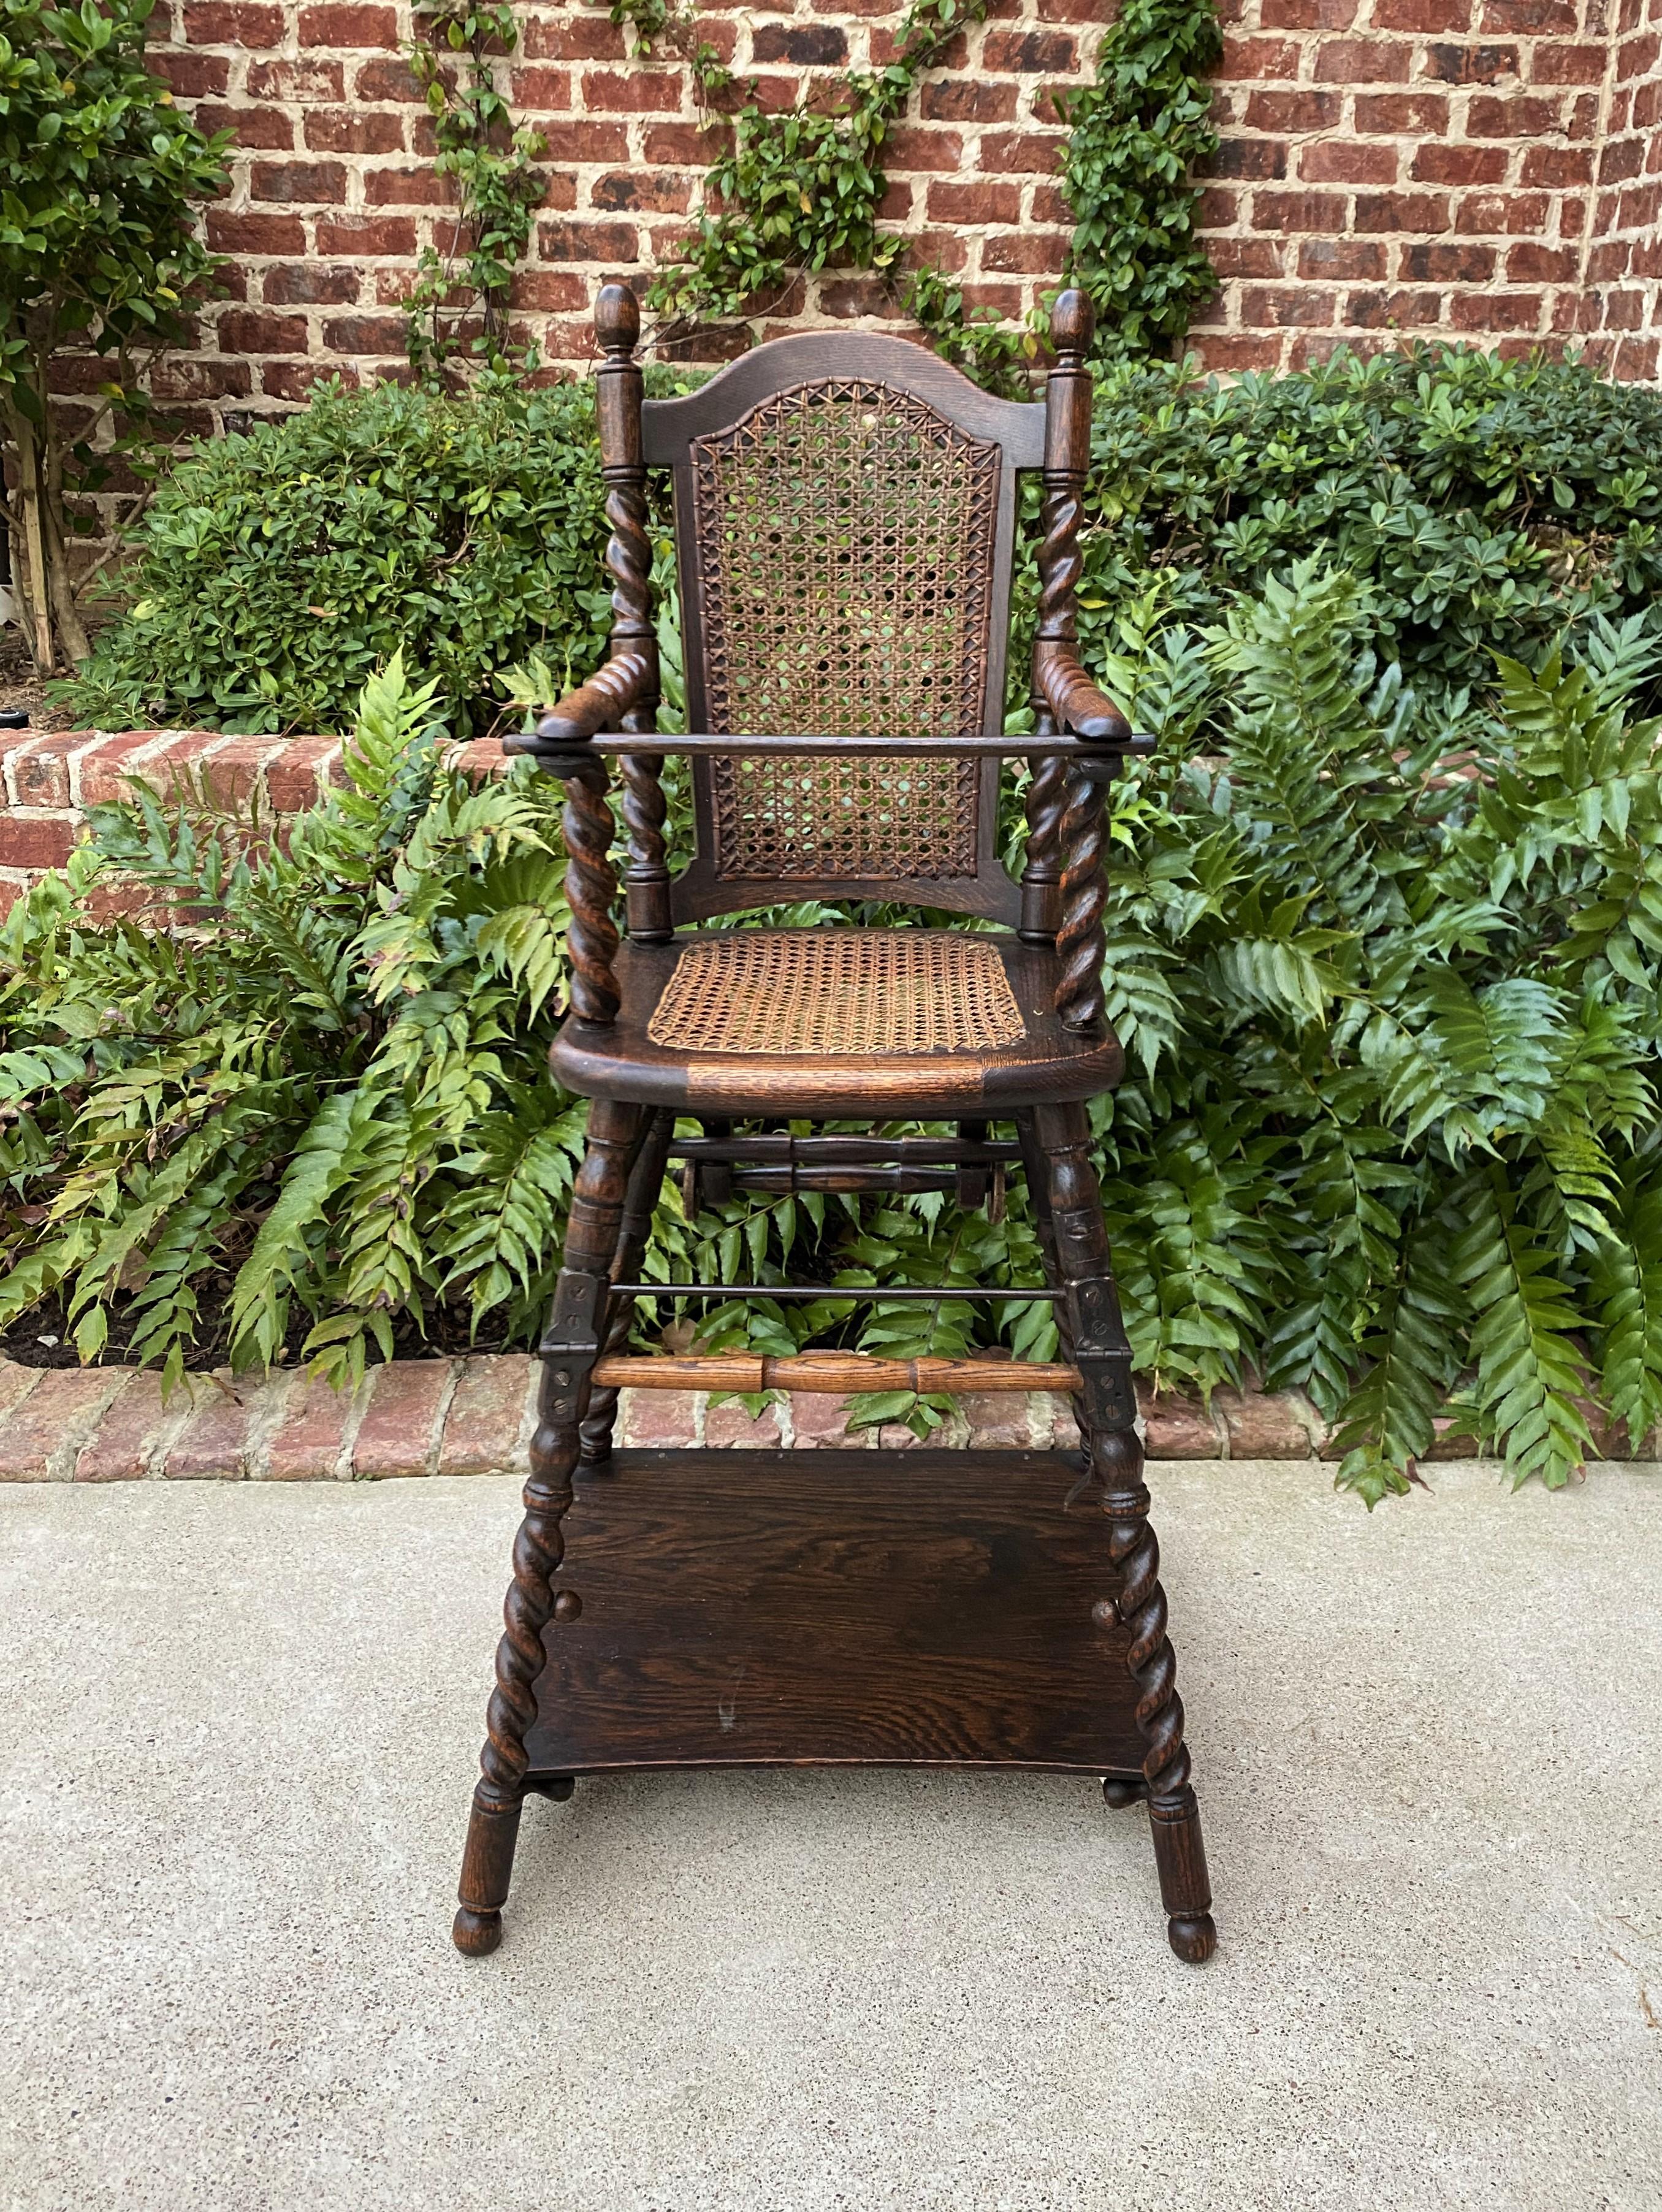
[453,286,1216,1967]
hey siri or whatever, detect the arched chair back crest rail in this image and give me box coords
[452,283,1217,1966]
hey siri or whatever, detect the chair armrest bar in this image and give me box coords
[574,732,1149,758]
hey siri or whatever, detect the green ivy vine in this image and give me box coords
[402,0,546,383]
[1056,0,1222,357]
[605,0,1222,375]
[617,0,993,326]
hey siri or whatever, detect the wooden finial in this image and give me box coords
[1050,287,1094,364]
[595,281,639,359]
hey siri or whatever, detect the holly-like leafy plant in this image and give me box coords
[0,0,227,673]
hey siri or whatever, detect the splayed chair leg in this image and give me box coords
[579,1107,676,1471]
[453,1097,644,1956]
[1032,1099,1218,1966]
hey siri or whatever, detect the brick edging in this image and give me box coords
[0,728,533,917]
[0,725,346,915]
[1,1354,1651,1482]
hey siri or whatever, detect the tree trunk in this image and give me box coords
[40,494,92,666]
[5,385,94,675]
[11,412,57,675]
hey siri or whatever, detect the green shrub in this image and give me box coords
[1073,343,1662,703]
[58,376,616,737]
[1,0,227,674]
[7,589,1662,1498]
[1088,571,1662,1499]
[63,342,1662,740]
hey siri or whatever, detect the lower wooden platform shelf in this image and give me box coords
[522,1447,1148,1778]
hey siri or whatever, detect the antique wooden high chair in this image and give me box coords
[452,283,1217,1964]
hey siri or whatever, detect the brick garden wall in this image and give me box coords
[1587,0,1662,376]
[135,0,1662,436]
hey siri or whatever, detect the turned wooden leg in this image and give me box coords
[579,1107,675,1469]
[1032,1101,1218,1966]
[454,1097,644,1957]
[1015,1109,1063,1299]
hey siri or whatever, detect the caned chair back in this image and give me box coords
[640,337,1048,925]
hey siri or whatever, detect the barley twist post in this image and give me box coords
[579,1108,676,1466]
[1033,1100,1216,1964]
[1055,756,1111,1032]
[560,765,621,1026]
[1032,289,1114,1030]
[454,1098,644,1956]
[1020,753,1070,945]
[593,280,673,947]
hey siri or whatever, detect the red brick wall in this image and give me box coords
[137,0,1662,419]
[1585,0,1662,376]
[0,723,343,914]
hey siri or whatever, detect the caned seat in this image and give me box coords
[452,285,1218,1975]
[549,929,1124,1116]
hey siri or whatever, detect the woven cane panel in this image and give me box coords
[709,755,982,881]
[689,380,1000,883]
[648,931,1026,1056]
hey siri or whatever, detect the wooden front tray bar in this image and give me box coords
[589,1352,1084,1393]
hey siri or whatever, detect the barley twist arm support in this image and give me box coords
[620,752,671,943]
[1019,752,1070,944]
[1054,760,1110,1031]
[1035,290,1115,1029]
[559,760,621,1027]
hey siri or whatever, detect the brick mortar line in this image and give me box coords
[0,728,348,904]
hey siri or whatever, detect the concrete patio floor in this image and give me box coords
[1,1459,1658,2212]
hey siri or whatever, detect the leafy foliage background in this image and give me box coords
[0,0,227,673]
[19,342,1662,1498]
[63,345,1662,740]
[58,377,616,738]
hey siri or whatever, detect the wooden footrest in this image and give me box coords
[522,1448,1143,1774]
[590,1351,1083,1393]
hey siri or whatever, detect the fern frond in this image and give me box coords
[436,1097,588,1323]
[122,1143,283,1392]
[1100,929,1184,1078]
[1362,970,1568,1149]
[1260,1267,1365,1416]
[1100,1117,1283,1396]
[227,1088,379,1368]
[1578,610,1662,714]
[340,649,446,803]
[1329,1228,1463,1506]
[1451,1165,1594,1489]
[1592,1167,1662,1452]
[1206,560,1395,931]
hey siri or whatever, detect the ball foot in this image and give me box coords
[1167,1912,1218,1965]
[452,1905,503,1957]
[1102,1775,1146,1810]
